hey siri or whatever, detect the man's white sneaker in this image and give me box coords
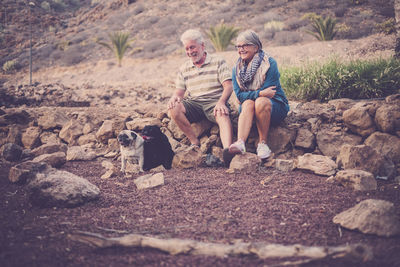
[229,140,246,154]
[257,142,271,159]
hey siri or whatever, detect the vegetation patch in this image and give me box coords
[281,57,400,102]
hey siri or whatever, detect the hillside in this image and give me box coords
[0,0,395,69]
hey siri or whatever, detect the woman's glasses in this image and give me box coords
[235,43,254,50]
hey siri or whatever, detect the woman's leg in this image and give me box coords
[237,100,255,142]
[254,97,272,143]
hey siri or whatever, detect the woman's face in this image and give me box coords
[236,42,258,63]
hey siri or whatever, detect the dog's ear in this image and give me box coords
[130,131,137,139]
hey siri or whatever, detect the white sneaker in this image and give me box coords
[229,140,246,154]
[257,142,271,159]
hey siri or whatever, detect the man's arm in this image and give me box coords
[214,79,233,116]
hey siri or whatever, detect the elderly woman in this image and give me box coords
[229,30,289,159]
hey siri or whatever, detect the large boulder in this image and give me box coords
[31,143,68,157]
[96,120,115,144]
[32,152,67,168]
[66,146,97,161]
[294,128,315,151]
[8,161,49,184]
[337,144,395,179]
[267,126,295,154]
[333,199,400,237]
[28,168,100,207]
[228,153,261,174]
[374,104,400,134]
[172,146,202,169]
[364,132,400,164]
[332,169,377,191]
[21,126,42,149]
[316,127,362,159]
[296,153,337,176]
[134,172,164,190]
[2,143,24,162]
[59,119,84,145]
[343,104,376,137]
[37,110,69,130]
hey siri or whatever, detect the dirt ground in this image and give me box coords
[1,159,399,267]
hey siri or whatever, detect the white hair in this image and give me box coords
[180,29,204,45]
[236,29,263,50]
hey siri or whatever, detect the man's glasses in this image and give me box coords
[235,43,254,50]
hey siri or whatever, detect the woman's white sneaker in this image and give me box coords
[257,142,271,159]
[229,140,246,154]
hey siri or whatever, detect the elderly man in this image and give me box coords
[167,29,233,163]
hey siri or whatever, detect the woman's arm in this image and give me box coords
[232,69,260,103]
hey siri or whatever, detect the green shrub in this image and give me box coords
[2,60,17,72]
[264,20,284,38]
[375,19,395,35]
[281,57,400,102]
[41,1,51,11]
[97,31,133,67]
[302,13,337,41]
[206,23,240,52]
[56,39,71,51]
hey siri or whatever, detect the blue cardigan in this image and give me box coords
[232,57,288,106]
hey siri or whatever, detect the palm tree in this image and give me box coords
[98,31,133,67]
[395,0,400,58]
[303,13,337,41]
[206,23,240,52]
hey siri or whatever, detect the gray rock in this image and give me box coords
[28,168,100,207]
[2,143,23,162]
[134,172,164,190]
[296,153,337,176]
[333,169,377,191]
[8,161,49,184]
[32,152,67,168]
[333,199,400,237]
[228,153,261,174]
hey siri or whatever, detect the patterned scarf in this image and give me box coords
[237,50,265,91]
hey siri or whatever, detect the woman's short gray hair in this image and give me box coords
[236,30,262,50]
[180,29,204,45]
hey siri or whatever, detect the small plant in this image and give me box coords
[2,60,17,72]
[41,1,51,11]
[264,20,284,38]
[97,31,134,67]
[302,13,337,41]
[349,0,367,5]
[206,23,240,52]
[375,19,395,35]
[56,39,71,51]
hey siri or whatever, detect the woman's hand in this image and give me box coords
[259,86,276,98]
[214,101,229,117]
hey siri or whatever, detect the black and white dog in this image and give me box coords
[141,125,174,171]
[117,130,145,173]
[117,126,174,173]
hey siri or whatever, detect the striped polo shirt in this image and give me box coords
[175,53,232,102]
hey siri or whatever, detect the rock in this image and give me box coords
[134,172,164,190]
[374,104,400,134]
[333,169,377,191]
[275,159,295,172]
[21,126,42,149]
[161,127,180,150]
[96,120,115,144]
[343,105,376,137]
[365,132,400,164]
[101,160,116,179]
[107,138,120,152]
[200,135,218,154]
[5,125,22,146]
[40,132,62,144]
[28,168,100,208]
[37,110,69,130]
[8,161,49,184]
[172,146,203,169]
[0,110,30,126]
[2,143,23,162]
[59,119,84,145]
[66,146,97,161]
[83,122,95,135]
[228,153,261,173]
[328,98,355,116]
[337,144,395,179]
[296,153,337,176]
[333,199,400,237]
[31,143,68,157]
[294,128,315,150]
[126,118,162,131]
[32,152,66,168]
[316,128,362,159]
[78,133,97,146]
[267,126,295,154]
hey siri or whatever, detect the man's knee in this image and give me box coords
[168,103,184,119]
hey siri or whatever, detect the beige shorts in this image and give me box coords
[182,98,231,123]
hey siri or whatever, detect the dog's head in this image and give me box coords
[141,125,163,141]
[117,130,139,147]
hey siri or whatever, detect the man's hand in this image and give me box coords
[259,86,276,98]
[167,95,182,109]
[213,100,229,117]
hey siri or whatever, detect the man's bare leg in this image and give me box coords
[169,102,200,146]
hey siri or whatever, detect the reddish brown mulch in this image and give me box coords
[1,160,399,267]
